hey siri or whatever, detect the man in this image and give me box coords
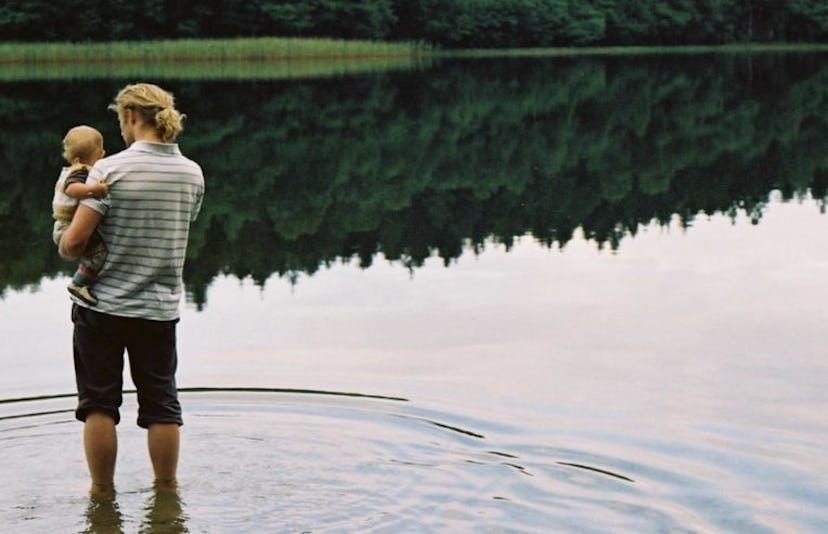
[59,83,205,497]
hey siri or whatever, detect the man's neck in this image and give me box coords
[133,125,164,144]
[134,133,165,143]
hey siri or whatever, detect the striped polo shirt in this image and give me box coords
[78,141,204,321]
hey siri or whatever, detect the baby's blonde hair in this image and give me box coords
[108,83,185,142]
[63,125,103,165]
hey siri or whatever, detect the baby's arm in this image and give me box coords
[64,166,108,199]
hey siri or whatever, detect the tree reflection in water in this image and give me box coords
[1,53,826,306]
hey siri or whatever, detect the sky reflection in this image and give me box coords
[2,198,826,410]
[2,197,827,531]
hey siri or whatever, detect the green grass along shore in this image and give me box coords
[0,37,435,80]
[0,37,431,63]
[3,37,828,64]
[2,37,826,81]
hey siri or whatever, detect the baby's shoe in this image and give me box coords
[68,282,98,306]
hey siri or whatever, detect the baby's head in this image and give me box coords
[63,125,105,166]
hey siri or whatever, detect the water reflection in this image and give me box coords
[81,483,188,534]
[140,483,188,534]
[1,53,827,305]
[83,495,123,534]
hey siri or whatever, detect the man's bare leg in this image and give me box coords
[148,423,179,486]
[84,412,117,498]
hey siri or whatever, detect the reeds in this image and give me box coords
[0,37,434,80]
[4,37,824,81]
[0,37,431,63]
[0,57,434,81]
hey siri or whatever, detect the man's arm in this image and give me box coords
[59,204,102,260]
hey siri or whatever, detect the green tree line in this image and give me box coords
[1,53,827,305]
[2,0,828,47]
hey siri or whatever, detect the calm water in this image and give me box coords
[1,53,827,532]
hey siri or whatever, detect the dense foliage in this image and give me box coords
[1,0,828,47]
[1,53,827,305]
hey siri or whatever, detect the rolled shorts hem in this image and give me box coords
[136,417,184,430]
[76,406,121,426]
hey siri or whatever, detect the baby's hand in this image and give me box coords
[89,180,108,199]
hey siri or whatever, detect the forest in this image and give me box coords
[1,53,827,306]
[1,0,828,47]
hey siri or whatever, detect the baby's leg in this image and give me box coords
[68,234,107,305]
[68,263,99,305]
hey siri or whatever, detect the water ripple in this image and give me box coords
[0,389,824,532]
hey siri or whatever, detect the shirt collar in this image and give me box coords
[129,141,181,155]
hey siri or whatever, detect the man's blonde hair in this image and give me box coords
[63,125,103,165]
[108,83,185,142]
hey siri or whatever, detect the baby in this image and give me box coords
[52,125,108,305]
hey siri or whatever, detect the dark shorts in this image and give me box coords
[71,304,182,428]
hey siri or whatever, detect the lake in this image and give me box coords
[1,52,827,532]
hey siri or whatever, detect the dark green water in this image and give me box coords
[2,53,827,304]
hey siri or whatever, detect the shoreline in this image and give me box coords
[0,37,431,64]
[444,42,828,58]
[2,38,828,64]
[2,38,826,81]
